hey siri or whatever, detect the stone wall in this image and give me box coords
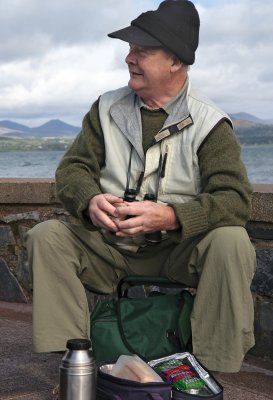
[0,179,273,360]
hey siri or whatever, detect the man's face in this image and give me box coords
[125,44,175,101]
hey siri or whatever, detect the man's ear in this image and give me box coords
[170,56,183,73]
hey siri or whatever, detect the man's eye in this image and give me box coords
[138,49,148,56]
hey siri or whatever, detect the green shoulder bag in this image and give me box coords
[90,276,194,363]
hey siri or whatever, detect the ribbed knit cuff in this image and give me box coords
[173,201,208,240]
[73,185,101,228]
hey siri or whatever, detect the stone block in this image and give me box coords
[251,186,273,223]
[17,249,32,292]
[251,298,273,359]
[0,211,41,224]
[0,226,15,246]
[251,249,273,297]
[247,226,273,240]
[0,257,27,302]
[0,178,58,204]
[18,225,30,246]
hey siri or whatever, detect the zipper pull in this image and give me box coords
[161,147,169,178]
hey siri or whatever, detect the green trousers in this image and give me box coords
[25,220,256,372]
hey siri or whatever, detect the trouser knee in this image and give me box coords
[207,226,251,252]
[195,226,256,279]
[26,219,66,248]
[25,220,70,279]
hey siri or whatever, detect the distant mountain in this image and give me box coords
[29,119,80,137]
[1,114,273,145]
[230,112,262,123]
[229,112,273,125]
[229,113,273,146]
[0,120,31,133]
[0,119,80,138]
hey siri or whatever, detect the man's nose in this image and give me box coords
[125,49,137,65]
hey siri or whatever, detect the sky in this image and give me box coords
[0,0,273,127]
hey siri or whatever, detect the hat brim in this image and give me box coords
[108,25,162,47]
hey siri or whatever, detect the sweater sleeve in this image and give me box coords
[55,99,104,229]
[169,121,252,241]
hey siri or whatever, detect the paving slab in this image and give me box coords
[1,301,273,400]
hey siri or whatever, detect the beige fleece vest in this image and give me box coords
[99,83,231,204]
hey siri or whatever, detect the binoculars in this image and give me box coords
[122,189,162,244]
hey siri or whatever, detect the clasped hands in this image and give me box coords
[87,193,179,237]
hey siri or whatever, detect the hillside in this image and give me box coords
[230,112,273,125]
[230,114,273,145]
[0,114,273,147]
[0,119,80,138]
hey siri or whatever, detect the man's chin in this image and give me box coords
[128,80,143,95]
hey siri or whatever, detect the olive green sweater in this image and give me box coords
[56,99,252,241]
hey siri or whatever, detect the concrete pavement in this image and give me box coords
[1,301,273,400]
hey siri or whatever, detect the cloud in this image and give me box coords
[192,0,273,118]
[0,0,272,125]
[0,41,128,121]
[0,0,155,62]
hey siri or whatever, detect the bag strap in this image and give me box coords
[116,288,194,359]
[116,299,143,359]
[117,275,187,298]
[178,290,194,349]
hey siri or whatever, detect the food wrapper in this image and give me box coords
[110,355,163,383]
[148,352,222,396]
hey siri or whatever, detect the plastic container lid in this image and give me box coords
[66,339,91,350]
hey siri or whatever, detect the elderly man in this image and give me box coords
[26,0,256,373]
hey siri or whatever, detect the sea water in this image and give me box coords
[0,150,64,178]
[0,145,272,183]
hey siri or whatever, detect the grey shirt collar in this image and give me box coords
[110,78,190,162]
[138,77,190,128]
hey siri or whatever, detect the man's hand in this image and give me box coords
[114,200,180,237]
[87,193,124,232]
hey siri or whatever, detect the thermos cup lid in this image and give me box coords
[66,338,91,350]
